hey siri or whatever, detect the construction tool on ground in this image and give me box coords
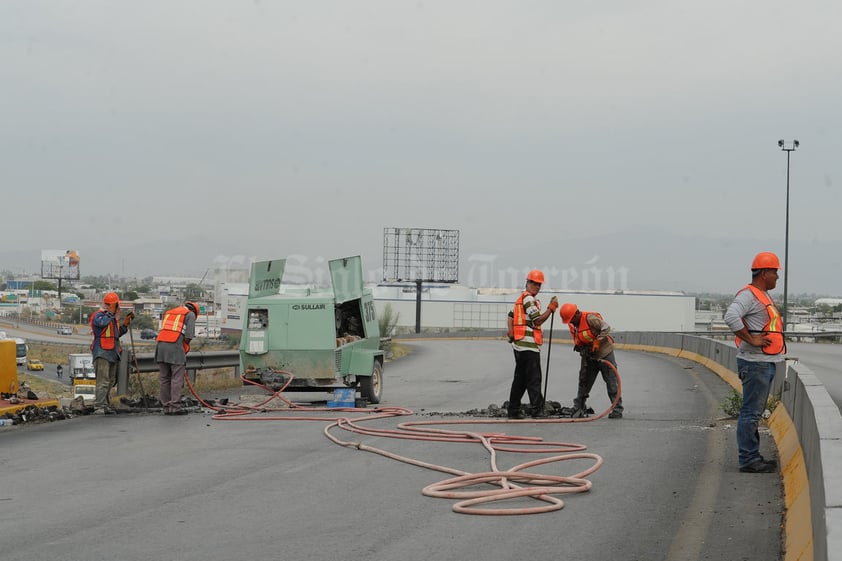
[542,311,554,411]
[128,325,149,412]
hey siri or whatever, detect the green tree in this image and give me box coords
[60,305,97,324]
[129,314,156,330]
[81,275,110,289]
[33,280,58,291]
[184,283,204,300]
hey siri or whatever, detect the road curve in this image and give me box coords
[0,339,781,561]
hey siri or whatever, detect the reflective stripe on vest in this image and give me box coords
[568,311,608,347]
[512,291,543,346]
[90,311,118,351]
[157,306,189,344]
[735,285,785,355]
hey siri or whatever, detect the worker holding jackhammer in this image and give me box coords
[507,270,557,419]
[90,292,133,415]
[559,303,623,419]
[155,301,198,415]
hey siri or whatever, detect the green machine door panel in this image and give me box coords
[249,259,286,298]
[329,256,363,305]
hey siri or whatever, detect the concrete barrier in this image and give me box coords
[613,332,842,561]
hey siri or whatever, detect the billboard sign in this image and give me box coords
[382,227,459,283]
[41,249,81,280]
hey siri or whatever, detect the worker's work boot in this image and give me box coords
[530,407,548,419]
[571,398,588,418]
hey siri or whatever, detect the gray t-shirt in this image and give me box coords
[155,311,196,366]
[724,288,785,363]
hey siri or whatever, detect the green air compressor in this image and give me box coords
[239,256,384,403]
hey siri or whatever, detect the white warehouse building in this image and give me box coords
[372,284,695,333]
[216,282,695,334]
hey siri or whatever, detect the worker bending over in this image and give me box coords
[560,303,623,419]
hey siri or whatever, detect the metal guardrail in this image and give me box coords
[119,340,397,392]
[117,350,240,394]
[130,350,240,373]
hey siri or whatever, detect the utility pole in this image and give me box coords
[777,139,799,328]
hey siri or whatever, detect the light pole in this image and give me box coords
[778,139,799,329]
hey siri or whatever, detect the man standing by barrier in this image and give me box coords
[724,252,785,473]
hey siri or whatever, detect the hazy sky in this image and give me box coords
[3,1,841,294]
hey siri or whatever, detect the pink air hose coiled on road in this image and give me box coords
[184,362,622,516]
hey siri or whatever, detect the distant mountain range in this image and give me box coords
[3,229,840,297]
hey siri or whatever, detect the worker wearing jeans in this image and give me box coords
[735,360,778,467]
[724,252,786,473]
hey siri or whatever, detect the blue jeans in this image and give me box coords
[736,358,777,467]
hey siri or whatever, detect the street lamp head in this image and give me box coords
[778,139,784,147]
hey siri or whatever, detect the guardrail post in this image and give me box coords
[117,351,130,395]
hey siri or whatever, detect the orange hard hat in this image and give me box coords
[751,252,781,270]
[185,301,199,316]
[560,303,578,323]
[103,292,120,305]
[526,269,545,284]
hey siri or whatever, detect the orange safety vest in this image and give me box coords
[157,306,191,351]
[734,285,785,355]
[512,291,543,346]
[568,312,611,347]
[90,311,120,351]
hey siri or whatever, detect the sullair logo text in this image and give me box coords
[254,279,281,291]
[292,304,326,310]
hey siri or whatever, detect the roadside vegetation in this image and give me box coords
[377,303,411,360]
[721,388,780,419]
[18,373,69,398]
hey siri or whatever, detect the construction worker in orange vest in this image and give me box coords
[155,301,199,415]
[90,292,133,415]
[724,251,785,473]
[559,302,623,419]
[507,269,557,419]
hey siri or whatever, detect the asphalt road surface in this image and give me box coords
[0,340,782,561]
[786,341,842,409]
